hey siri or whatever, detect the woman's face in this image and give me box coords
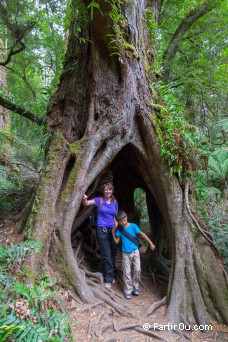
[103,186,113,198]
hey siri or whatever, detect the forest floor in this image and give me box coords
[1,218,228,342]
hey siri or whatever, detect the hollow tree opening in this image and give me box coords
[71,144,170,291]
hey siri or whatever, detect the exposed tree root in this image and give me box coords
[87,319,94,337]
[80,301,103,313]
[90,286,135,318]
[67,290,82,304]
[89,319,171,341]
[80,265,104,284]
[74,239,83,259]
[145,296,167,316]
[147,266,169,286]
[112,320,170,341]
[142,253,171,279]
[95,310,106,325]
[134,327,169,341]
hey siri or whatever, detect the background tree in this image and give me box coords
[0,38,9,131]
[152,0,228,263]
[0,0,66,217]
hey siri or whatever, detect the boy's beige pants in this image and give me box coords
[122,248,141,294]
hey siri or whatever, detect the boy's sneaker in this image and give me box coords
[104,283,111,289]
[124,293,132,299]
[133,287,140,295]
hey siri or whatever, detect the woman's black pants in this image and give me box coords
[96,227,117,284]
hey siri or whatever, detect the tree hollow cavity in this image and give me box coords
[71,144,171,287]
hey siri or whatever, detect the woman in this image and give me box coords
[82,182,118,288]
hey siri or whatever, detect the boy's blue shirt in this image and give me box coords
[115,223,141,253]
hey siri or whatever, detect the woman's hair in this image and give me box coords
[102,182,114,191]
[115,210,127,221]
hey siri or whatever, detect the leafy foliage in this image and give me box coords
[0,0,227,289]
[208,149,228,186]
[0,241,73,341]
[149,0,228,267]
[0,0,63,216]
[0,241,42,271]
[134,188,150,234]
[0,159,39,218]
[194,148,228,267]
[154,0,228,148]
[152,81,206,178]
[0,324,25,342]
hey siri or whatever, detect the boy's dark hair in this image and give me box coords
[115,210,127,221]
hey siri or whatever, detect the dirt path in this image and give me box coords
[68,275,227,342]
[68,249,227,342]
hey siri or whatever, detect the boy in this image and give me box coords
[112,210,155,299]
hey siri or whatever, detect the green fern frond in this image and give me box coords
[208,155,228,180]
[0,314,21,326]
[211,148,228,163]
[0,324,25,342]
[0,241,43,267]
[39,309,72,340]
[0,273,16,289]
[13,321,49,342]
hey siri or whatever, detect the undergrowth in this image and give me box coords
[0,241,73,341]
[194,149,228,268]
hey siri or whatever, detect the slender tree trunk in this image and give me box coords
[24,0,228,325]
[0,38,9,131]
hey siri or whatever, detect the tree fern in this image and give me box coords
[208,155,228,181]
[208,149,228,182]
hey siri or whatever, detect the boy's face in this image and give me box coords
[118,216,128,227]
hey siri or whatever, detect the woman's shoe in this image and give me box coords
[104,283,112,289]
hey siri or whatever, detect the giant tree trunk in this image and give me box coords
[24,0,228,325]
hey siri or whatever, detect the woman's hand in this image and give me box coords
[82,195,95,206]
[82,194,88,205]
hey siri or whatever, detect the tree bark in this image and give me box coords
[0,38,9,130]
[24,0,228,325]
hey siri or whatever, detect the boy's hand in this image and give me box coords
[112,225,118,232]
[150,243,155,251]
